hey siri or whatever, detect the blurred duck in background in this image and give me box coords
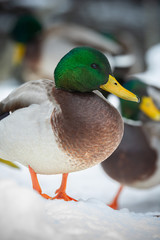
[4,13,135,83]
[101,78,160,210]
[0,0,71,82]
[135,43,160,89]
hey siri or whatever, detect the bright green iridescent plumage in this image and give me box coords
[11,15,42,44]
[54,47,112,92]
[120,79,147,120]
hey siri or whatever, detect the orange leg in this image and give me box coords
[28,165,52,199]
[53,173,77,201]
[108,185,123,210]
[29,166,77,201]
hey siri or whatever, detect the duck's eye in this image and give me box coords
[91,63,99,69]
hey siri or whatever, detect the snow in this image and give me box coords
[0,78,160,240]
[0,164,160,240]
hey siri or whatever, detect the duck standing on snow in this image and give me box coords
[101,79,160,209]
[0,47,138,201]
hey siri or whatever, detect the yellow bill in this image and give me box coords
[100,75,139,102]
[139,96,160,121]
[12,42,26,65]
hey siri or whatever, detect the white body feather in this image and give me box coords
[0,100,73,174]
[0,80,76,174]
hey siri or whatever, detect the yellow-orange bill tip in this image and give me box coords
[139,96,160,121]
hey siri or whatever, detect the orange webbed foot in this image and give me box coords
[108,201,119,210]
[52,191,77,201]
[107,185,123,210]
[29,166,77,201]
[53,173,77,201]
[29,165,52,200]
[40,193,52,200]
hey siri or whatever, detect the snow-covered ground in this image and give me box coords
[0,78,160,240]
[0,164,160,240]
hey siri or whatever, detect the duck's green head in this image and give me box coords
[120,78,160,121]
[54,47,139,102]
[11,14,42,64]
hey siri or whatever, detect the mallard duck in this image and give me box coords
[10,14,133,82]
[101,78,160,209]
[0,47,138,201]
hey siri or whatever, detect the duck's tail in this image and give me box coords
[0,112,10,121]
[0,158,20,169]
[0,99,10,120]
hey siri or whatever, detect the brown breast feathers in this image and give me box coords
[51,88,123,169]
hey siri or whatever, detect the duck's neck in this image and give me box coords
[25,35,42,69]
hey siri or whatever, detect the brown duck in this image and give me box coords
[101,79,160,209]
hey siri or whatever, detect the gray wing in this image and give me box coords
[0,79,54,115]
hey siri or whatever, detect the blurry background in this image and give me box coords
[0,0,160,85]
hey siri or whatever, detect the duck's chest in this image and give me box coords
[0,90,123,174]
[51,89,123,169]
